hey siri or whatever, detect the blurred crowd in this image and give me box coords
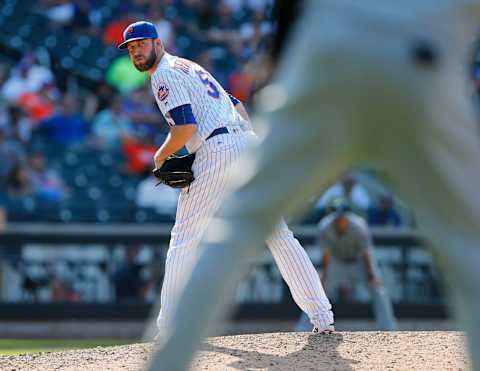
[0,51,168,202]
[37,0,271,96]
[0,0,274,222]
[0,0,461,228]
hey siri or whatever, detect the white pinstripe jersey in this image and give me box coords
[150,52,245,152]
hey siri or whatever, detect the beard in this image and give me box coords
[133,47,157,72]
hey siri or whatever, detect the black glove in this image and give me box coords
[152,153,196,189]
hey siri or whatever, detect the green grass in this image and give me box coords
[0,338,137,356]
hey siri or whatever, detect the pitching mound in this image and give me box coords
[0,331,469,370]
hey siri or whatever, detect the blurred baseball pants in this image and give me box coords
[148,1,480,370]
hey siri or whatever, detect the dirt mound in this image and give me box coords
[0,331,469,370]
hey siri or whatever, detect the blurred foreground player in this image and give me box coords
[149,0,480,370]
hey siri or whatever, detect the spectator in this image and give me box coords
[244,0,273,12]
[368,194,402,227]
[117,0,150,18]
[29,151,67,202]
[38,94,87,146]
[113,246,148,302]
[136,170,179,216]
[206,2,237,45]
[121,132,157,175]
[21,53,55,92]
[0,204,6,233]
[228,59,254,103]
[316,174,371,214]
[90,96,133,150]
[0,180,7,233]
[0,127,26,185]
[0,105,33,145]
[5,162,34,199]
[40,0,95,33]
[174,1,207,56]
[103,13,138,47]
[150,7,174,50]
[51,278,81,302]
[1,63,33,103]
[223,0,243,12]
[239,10,272,46]
[121,87,166,138]
[195,50,218,80]
[17,82,57,124]
[0,62,9,90]
[296,199,397,331]
[194,0,217,33]
[83,81,117,121]
[1,54,54,103]
[70,0,96,34]
[22,275,42,302]
[106,55,149,94]
[41,0,76,26]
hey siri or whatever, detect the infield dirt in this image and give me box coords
[0,331,469,370]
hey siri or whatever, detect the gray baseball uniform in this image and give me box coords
[296,212,397,331]
[148,1,480,370]
[320,212,370,261]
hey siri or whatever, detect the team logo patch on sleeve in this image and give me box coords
[157,83,169,102]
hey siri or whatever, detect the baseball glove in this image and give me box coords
[152,153,196,189]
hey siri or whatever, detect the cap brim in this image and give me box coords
[118,36,152,49]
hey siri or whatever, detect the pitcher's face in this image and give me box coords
[127,39,157,72]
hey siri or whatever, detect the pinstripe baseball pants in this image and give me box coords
[156,129,332,332]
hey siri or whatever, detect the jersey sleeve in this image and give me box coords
[151,69,191,114]
[168,104,197,126]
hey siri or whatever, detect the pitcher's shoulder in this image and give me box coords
[152,62,190,85]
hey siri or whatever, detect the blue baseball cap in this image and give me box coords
[118,21,159,50]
